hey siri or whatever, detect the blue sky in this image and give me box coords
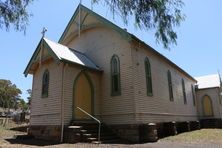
[0,0,222,101]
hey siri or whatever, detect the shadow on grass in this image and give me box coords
[5,135,60,147]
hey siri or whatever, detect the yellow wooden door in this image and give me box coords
[203,95,213,116]
[74,73,92,120]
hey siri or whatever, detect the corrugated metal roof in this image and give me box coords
[195,74,221,89]
[44,38,100,71]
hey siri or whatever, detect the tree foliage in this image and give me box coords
[0,79,21,109]
[92,0,185,49]
[26,89,31,105]
[0,0,33,32]
[17,98,28,110]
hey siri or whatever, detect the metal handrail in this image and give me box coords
[76,106,101,143]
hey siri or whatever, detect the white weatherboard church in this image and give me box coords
[24,4,222,143]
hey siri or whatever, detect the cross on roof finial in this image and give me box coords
[41,27,47,38]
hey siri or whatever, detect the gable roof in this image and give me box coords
[58,4,196,82]
[59,4,131,44]
[24,38,101,76]
[195,74,221,89]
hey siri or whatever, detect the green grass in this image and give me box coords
[161,129,222,144]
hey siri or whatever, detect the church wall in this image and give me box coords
[26,6,222,142]
[196,88,222,119]
[66,27,135,124]
[62,64,102,125]
[64,26,199,125]
[131,41,198,123]
[30,60,62,126]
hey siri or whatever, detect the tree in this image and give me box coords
[26,89,31,104]
[0,0,33,32]
[17,98,28,111]
[92,0,185,49]
[0,79,21,109]
[0,79,21,126]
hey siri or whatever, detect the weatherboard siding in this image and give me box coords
[30,60,62,125]
[196,88,222,119]
[62,65,102,125]
[31,26,199,125]
[131,42,198,123]
[62,65,79,125]
[66,27,135,124]
[64,26,199,124]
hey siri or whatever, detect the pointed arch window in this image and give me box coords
[167,70,174,101]
[42,69,49,98]
[145,57,153,96]
[191,84,196,106]
[182,79,187,104]
[111,55,121,96]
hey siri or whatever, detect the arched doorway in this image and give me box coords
[202,95,213,117]
[73,71,93,120]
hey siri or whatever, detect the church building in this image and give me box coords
[24,4,222,143]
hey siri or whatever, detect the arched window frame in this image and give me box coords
[182,78,187,104]
[111,55,121,96]
[191,84,196,106]
[167,70,174,101]
[42,69,49,98]
[145,57,153,96]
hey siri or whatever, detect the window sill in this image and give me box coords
[41,94,48,98]
[147,93,153,97]
[111,92,121,96]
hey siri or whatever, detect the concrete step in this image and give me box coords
[92,139,122,144]
[86,137,97,142]
[68,125,82,129]
[65,121,122,144]
[83,133,119,140]
[82,132,116,137]
[91,141,101,144]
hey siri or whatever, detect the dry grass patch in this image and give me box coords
[161,129,222,144]
[0,126,25,139]
[0,126,27,148]
[0,120,27,139]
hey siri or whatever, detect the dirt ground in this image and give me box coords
[1,138,222,148]
[1,125,222,148]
